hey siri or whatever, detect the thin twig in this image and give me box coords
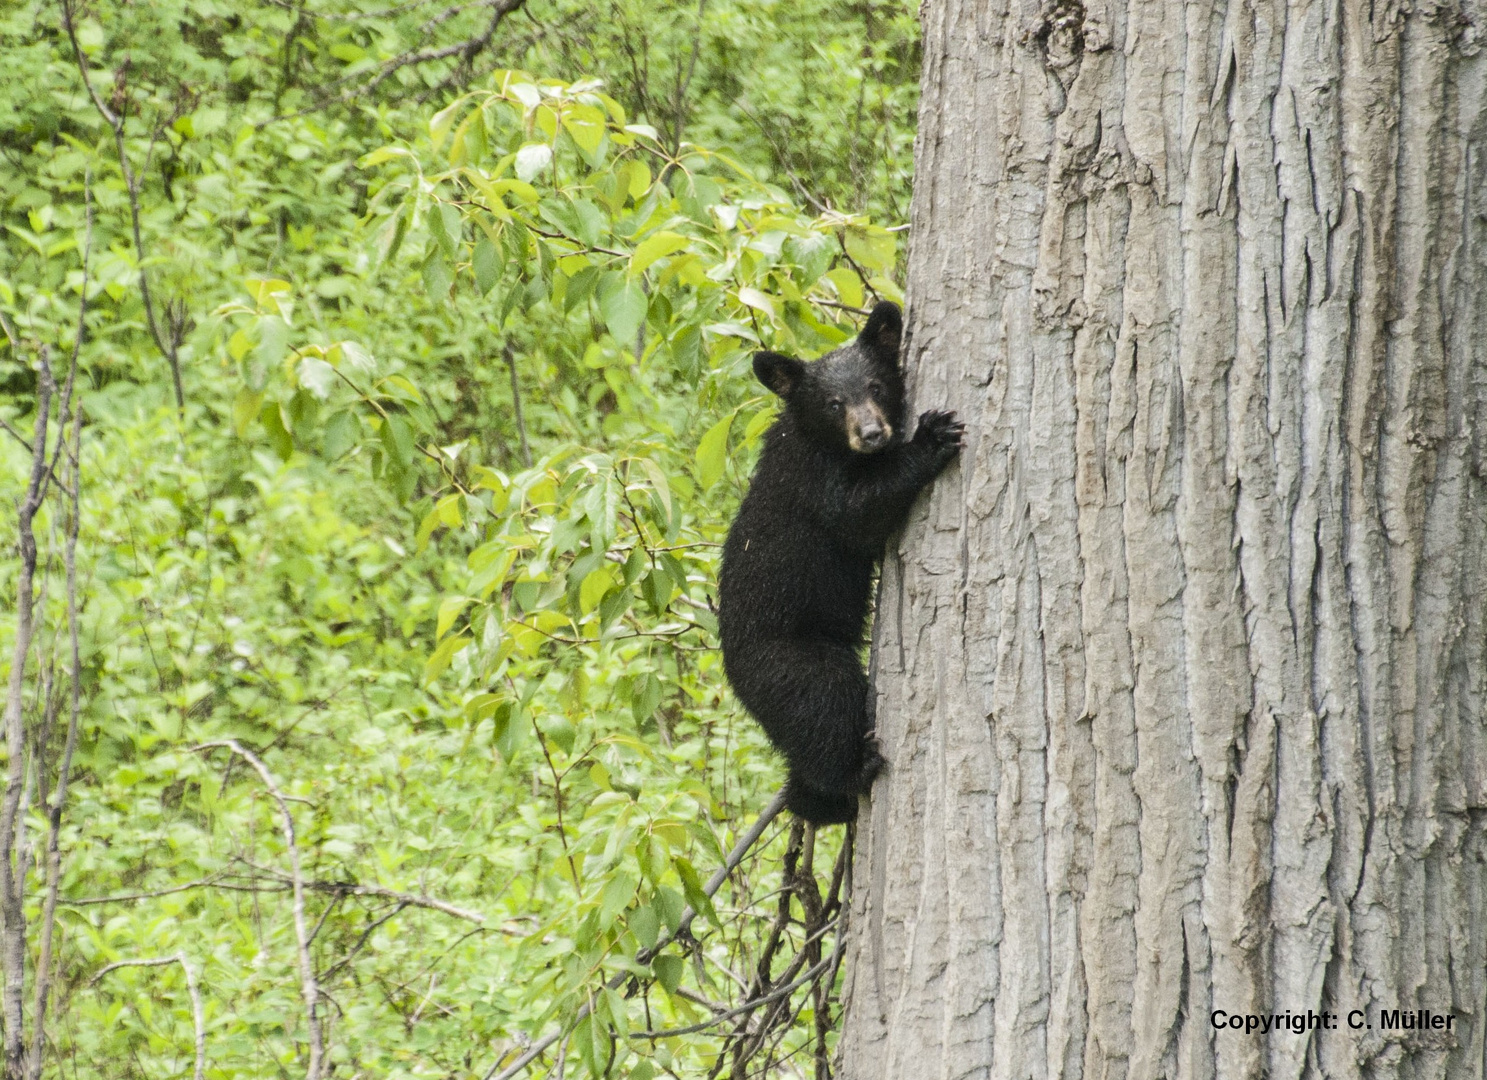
[504,343,531,467]
[0,348,54,1078]
[534,716,581,890]
[806,297,871,317]
[60,0,185,415]
[319,901,407,981]
[266,0,527,124]
[231,858,486,923]
[0,416,29,452]
[642,788,789,961]
[193,740,323,1079]
[88,954,205,1080]
[258,0,441,20]
[630,925,840,1039]
[483,789,788,1080]
[59,873,229,906]
[27,175,90,1080]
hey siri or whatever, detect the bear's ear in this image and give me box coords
[860,301,902,366]
[754,351,805,398]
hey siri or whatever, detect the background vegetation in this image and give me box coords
[0,1,918,1077]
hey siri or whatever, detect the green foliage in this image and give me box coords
[0,2,914,1076]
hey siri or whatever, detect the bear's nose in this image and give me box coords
[857,421,887,449]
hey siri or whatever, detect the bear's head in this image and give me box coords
[752,301,904,455]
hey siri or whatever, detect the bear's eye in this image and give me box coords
[868,381,883,397]
[829,399,844,413]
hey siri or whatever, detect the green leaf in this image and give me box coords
[494,702,527,760]
[259,401,294,460]
[436,597,472,640]
[653,885,685,932]
[359,145,413,168]
[629,903,659,950]
[695,412,734,489]
[379,415,415,469]
[629,231,689,278]
[636,457,672,526]
[473,238,500,294]
[603,986,629,1040]
[675,857,719,929]
[630,671,662,722]
[228,328,253,362]
[844,225,896,271]
[322,410,360,459]
[622,547,647,587]
[568,198,606,247]
[429,97,465,151]
[736,286,775,319]
[513,143,552,182]
[624,160,651,199]
[232,388,264,438]
[298,357,337,400]
[424,634,469,684]
[561,108,605,158]
[422,250,452,299]
[743,407,776,444]
[579,566,616,615]
[255,315,290,368]
[599,276,647,346]
[651,954,683,996]
[825,266,865,309]
[785,231,835,284]
[599,872,636,927]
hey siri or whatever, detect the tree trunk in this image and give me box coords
[840,0,1487,1077]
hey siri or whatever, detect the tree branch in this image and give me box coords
[0,347,54,1079]
[267,0,528,123]
[504,342,531,468]
[193,740,323,1078]
[27,183,89,1078]
[59,0,186,415]
[231,858,486,924]
[58,872,228,906]
[88,954,205,1080]
[483,788,788,1080]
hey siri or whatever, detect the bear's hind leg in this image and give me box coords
[734,638,881,815]
[783,774,859,825]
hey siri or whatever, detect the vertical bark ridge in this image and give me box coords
[841,0,1487,1077]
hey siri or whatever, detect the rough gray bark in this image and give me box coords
[840,0,1487,1077]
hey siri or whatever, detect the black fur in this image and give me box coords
[717,302,963,824]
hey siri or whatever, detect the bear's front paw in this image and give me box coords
[915,409,965,461]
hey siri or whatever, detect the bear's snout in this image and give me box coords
[847,404,892,453]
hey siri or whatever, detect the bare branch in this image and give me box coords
[88,954,205,1080]
[300,877,486,924]
[483,788,789,1080]
[0,417,29,452]
[0,347,54,1078]
[262,0,528,125]
[60,0,185,414]
[629,922,841,1039]
[193,740,323,1079]
[643,788,789,961]
[28,190,88,1075]
[62,866,486,927]
[58,872,229,906]
[179,953,207,1080]
[505,343,531,468]
[318,901,407,982]
[257,0,442,19]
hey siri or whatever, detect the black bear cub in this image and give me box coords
[717,302,963,825]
